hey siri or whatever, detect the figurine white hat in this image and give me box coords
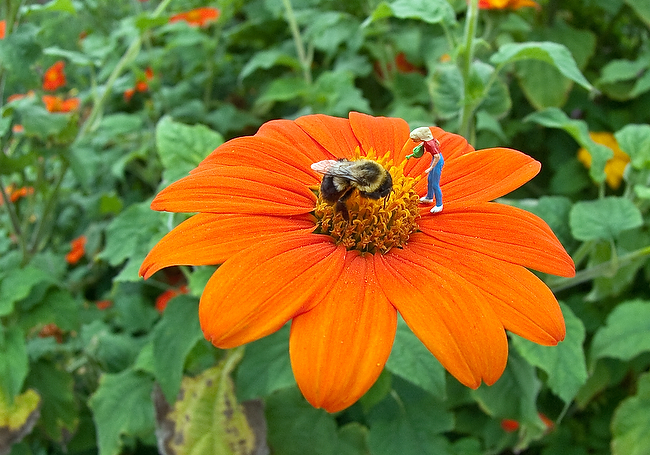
[409,127,434,142]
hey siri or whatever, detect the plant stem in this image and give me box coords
[458,0,480,140]
[282,0,312,85]
[0,181,27,259]
[548,245,650,293]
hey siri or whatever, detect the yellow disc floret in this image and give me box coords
[313,149,421,254]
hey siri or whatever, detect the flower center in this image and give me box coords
[313,149,421,254]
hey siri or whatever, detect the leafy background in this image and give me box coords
[2,0,650,454]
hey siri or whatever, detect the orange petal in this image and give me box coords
[140,213,316,279]
[194,136,320,186]
[199,234,345,348]
[289,253,396,412]
[410,233,565,345]
[419,202,575,277]
[256,119,336,162]
[348,111,410,159]
[437,148,541,208]
[151,166,316,215]
[294,114,361,159]
[375,246,508,388]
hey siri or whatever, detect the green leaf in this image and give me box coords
[23,361,78,443]
[430,64,463,120]
[525,107,612,183]
[367,377,453,455]
[156,350,261,455]
[112,282,159,334]
[80,320,147,372]
[19,105,70,139]
[235,325,295,402]
[239,48,301,80]
[385,317,446,398]
[0,266,56,317]
[99,201,164,268]
[491,42,593,92]
[26,0,76,14]
[472,350,540,425]
[310,71,371,116]
[591,300,650,362]
[626,0,650,27]
[0,326,28,403]
[152,295,203,403]
[615,124,650,170]
[510,303,587,403]
[88,369,156,455]
[569,197,643,241]
[513,21,596,109]
[611,372,650,455]
[155,116,224,185]
[368,0,455,25]
[0,24,42,84]
[266,387,366,455]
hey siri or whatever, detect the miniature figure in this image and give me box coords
[409,127,443,213]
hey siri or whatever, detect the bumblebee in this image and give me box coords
[311,158,393,220]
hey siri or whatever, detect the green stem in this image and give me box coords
[282,0,312,85]
[27,161,69,261]
[548,245,650,293]
[0,180,27,259]
[458,0,480,140]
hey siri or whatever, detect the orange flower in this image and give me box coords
[1,184,33,206]
[0,20,6,39]
[42,61,67,91]
[96,300,113,310]
[66,235,86,264]
[12,124,24,134]
[38,323,64,343]
[7,91,36,103]
[140,112,574,412]
[478,0,539,9]
[170,7,220,27]
[577,132,630,190]
[155,285,189,313]
[501,419,520,432]
[42,95,80,113]
[124,67,154,102]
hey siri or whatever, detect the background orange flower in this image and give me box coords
[66,235,87,264]
[478,0,539,9]
[0,20,6,39]
[42,61,67,91]
[42,95,80,113]
[169,7,220,27]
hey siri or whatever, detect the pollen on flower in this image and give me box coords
[313,149,421,254]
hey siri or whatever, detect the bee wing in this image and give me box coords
[310,160,339,174]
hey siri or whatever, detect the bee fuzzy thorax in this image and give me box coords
[312,152,422,254]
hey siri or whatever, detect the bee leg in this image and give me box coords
[334,187,355,221]
[335,200,350,221]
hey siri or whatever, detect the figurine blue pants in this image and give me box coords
[426,155,444,206]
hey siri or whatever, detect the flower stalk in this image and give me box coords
[458,0,480,141]
[282,0,312,85]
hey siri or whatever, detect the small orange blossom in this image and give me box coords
[577,132,630,190]
[43,61,67,91]
[140,112,574,412]
[66,235,87,264]
[169,7,220,27]
[42,95,80,113]
[0,20,6,39]
[155,285,189,313]
[501,419,520,432]
[478,0,539,10]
